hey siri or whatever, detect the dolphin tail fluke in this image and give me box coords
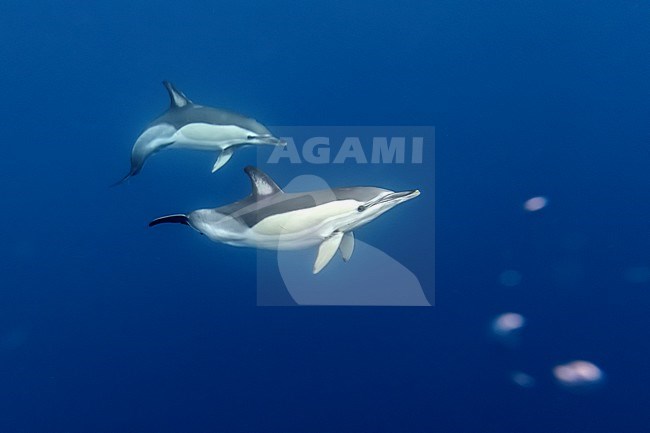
[149,214,189,227]
[111,170,136,187]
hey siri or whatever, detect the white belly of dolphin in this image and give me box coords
[217,200,360,250]
[252,200,359,236]
[171,123,252,150]
[227,232,325,250]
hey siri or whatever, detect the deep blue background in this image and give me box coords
[2,1,650,432]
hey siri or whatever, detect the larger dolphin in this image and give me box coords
[115,81,285,184]
[149,166,420,274]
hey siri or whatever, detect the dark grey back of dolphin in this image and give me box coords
[215,187,388,229]
[152,81,272,135]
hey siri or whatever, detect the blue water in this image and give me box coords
[2,1,649,431]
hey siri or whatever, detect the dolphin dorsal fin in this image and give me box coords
[162,80,193,108]
[244,166,283,198]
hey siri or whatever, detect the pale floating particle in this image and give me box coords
[510,371,536,388]
[524,196,548,212]
[623,266,650,284]
[499,270,522,287]
[491,312,526,336]
[553,360,604,389]
[490,313,525,347]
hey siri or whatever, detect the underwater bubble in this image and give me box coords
[491,312,526,336]
[510,371,536,388]
[553,360,604,390]
[623,266,650,284]
[523,196,547,212]
[490,313,525,348]
[499,270,522,287]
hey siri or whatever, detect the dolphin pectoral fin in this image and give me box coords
[212,147,234,173]
[313,232,344,274]
[339,231,355,262]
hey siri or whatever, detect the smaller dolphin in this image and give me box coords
[149,166,420,274]
[115,81,285,184]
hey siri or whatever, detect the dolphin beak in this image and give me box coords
[377,190,420,206]
[387,189,420,201]
[271,136,287,146]
[249,135,286,146]
[361,189,420,211]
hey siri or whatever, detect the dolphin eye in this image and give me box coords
[357,205,366,212]
[247,135,257,140]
